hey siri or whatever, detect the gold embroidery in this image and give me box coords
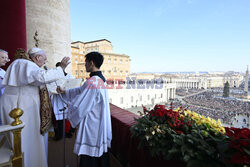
[39,86,54,135]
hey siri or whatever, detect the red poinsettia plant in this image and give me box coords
[225,127,250,165]
[145,104,193,135]
[130,103,250,167]
[131,104,228,166]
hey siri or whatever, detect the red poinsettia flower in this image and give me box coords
[225,127,250,165]
[154,105,166,110]
[231,152,244,164]
[176,130,184,134]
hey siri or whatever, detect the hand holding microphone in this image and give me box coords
[44,65,48,70]
[56,86,65,94]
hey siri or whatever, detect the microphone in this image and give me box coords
[44,65,48,70]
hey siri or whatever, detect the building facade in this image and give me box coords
[108,81,176,109]
[26,0,71,73]
[169,73,244,89]
[173,78,207,89]
[71,39,130,80]
[107,74,176,109]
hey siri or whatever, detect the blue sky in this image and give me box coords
[70,0,250,73]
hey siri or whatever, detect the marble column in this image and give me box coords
[26,0,72,73]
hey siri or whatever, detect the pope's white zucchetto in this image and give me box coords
[28,47,44,58]
[28,47,43,55]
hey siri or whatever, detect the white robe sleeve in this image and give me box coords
[3,59,64,87]
[64,83,85,102]
[67,80,98,128]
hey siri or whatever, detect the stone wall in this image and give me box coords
[26,0,72,73]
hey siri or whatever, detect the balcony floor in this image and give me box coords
[48,134,122,167]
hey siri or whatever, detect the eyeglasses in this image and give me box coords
[0,56,10,61]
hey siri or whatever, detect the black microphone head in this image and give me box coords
[44,65,48,70]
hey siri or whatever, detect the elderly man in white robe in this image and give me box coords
[0,49,10,95]
[57,52,112,167]
[0,48,70,167]
[0,49,10,125]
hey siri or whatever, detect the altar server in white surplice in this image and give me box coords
[0,49,10,125]
[57,52,112,167]
[0,48,70,167]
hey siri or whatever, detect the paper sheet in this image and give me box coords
[47,78,84,94]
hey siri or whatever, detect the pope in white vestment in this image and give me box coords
[0,48,70,167]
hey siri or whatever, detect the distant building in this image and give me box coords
[71,39,130,81]
[128,72,245,90]
[169,72,244,89]
[108,78,176,109]
[129,73,159,80]
[173,78,207,89]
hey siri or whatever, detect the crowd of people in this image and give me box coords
[210,87,247,99]
[166,90,250,125]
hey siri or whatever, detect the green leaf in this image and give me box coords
[168,148,180,154]
[187,139,194,144]
[242,147,250,155]
[138,141,144,149]
[183,154,190,162]
[187,160,202,167]
[181,145,188,154]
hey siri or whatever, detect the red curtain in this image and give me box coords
[0,0,27,70]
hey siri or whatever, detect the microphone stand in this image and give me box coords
[48,65,69,167]
[44,65,69,167]
[56,85,69,167]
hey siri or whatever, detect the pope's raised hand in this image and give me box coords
[60,57,71,70]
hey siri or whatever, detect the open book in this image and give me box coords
[47,78,84,94]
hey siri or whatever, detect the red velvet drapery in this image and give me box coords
[0,0,27,70]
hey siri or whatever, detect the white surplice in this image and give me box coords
[0,59,65,167]
[65,76,112,157]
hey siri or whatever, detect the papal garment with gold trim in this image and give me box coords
[0,59,64,167]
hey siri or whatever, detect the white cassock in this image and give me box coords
[64,76,112,157]
[51,74,74,120]
[0,59,65,167]
[0,68,6,125]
